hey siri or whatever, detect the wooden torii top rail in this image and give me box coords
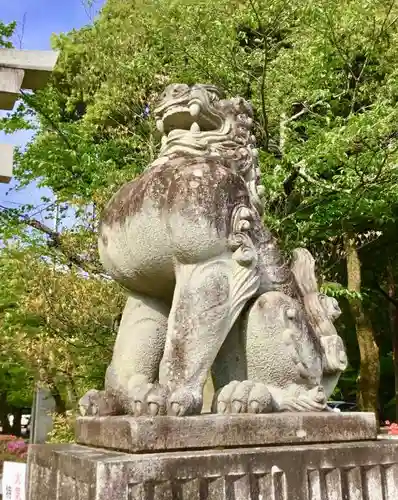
[0,48,58,183]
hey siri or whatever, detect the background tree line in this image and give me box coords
[1,0,398,429]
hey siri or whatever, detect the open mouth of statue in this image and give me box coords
[156,102,221,138]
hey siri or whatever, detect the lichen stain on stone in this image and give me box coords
[100,156,250,236]
[167,271,229,383]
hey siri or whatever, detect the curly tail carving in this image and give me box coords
[291,248,337,338]
[291,248,347,376]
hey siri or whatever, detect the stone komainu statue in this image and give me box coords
[80,84,347,417]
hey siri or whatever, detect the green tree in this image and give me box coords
[0,244,123,416]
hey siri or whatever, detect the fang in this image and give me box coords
[189,103,201,117]
[156,120,164,133]
[190,122,200,133]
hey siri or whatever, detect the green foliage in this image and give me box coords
[0,437,28,473]
[46,412,75,444]
[0,244,123,412]
[0,21,15,48]
[321,283,363,302]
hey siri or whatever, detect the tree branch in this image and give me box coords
[373,281,398,308]
[1,205,101,275]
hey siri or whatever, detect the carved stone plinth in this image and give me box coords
[28,440,398,500]
[27,413,398,500]
[75,412,377,453]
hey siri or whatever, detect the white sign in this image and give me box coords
[2,462,26,500]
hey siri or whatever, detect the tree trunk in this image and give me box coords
[345,235,380,416]
[50,386,67,415]
[387,264,398,422]
[0,393,12,434]
[11,408,22,437]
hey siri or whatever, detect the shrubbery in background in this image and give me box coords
[46,412,75,444]
[0,435,28,472]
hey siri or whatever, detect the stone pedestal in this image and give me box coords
[75,412,377,452]
[27,412,398,500]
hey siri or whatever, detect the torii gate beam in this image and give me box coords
[0,49,58,183]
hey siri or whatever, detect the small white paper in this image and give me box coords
[2,462,26,500]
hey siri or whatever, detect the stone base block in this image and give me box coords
[28,439,398,500]
[76,412,377,453]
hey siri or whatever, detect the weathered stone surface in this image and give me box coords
[0,49,59,90]
[28,439,398,500]
[0,67,24,109]
[76,412,377,453]
[0,143,13,183]
[31,387,56,443]
[0,49,58,184]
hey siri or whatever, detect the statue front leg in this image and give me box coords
[79,292,169,417]
[159,248,260,416]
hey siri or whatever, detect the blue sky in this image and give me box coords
[0,0,104,221]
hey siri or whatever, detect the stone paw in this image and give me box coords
[128,384,202,416]
[214,380,273,414]
[128,383,169,416]
[278,385,327,412]
[79,389,119,417]
[167,387,202,416]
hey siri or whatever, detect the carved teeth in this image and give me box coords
[156,120,164,133]
[189,103,201,117]
[190,122,200,133]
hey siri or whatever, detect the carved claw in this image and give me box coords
[148,403,160,416]
[217,401,227,414]
[249,401,260,413]
[169,402,182,416]
[278,385,327,412]
[214,380,273,414]
[79,389,100,416]
[128,383,169,416]
[126,383,202,417]
[79,389,118,417]
[167,387,202,416]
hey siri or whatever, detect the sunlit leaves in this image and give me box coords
[0,245,124,407]
[0,21,15,48]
